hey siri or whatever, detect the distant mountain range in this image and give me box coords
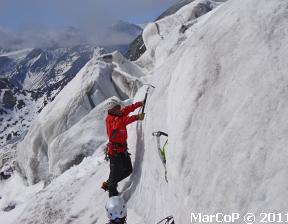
[0,46,104,146]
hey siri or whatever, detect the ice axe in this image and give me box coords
[142,84,155,113]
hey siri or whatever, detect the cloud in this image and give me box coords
[0,0,178,49]
[0,23,142,49]
[0,26,81,49]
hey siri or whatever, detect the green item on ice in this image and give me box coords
[159,139,168,164]
[152,131,169,183]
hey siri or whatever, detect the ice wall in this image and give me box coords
[129,0,288,223]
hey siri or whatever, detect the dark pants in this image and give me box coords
[108,152,133,197]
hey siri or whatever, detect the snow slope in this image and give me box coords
[0,174,43,224]
[2,0,288,223]
[13,152,144,224]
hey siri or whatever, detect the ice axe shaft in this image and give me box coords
[141,90,149,113]
[142,84,155,113]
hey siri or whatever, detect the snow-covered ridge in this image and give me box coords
[141,0,224,69]
[8,46,97,91]
[0,49,33,60]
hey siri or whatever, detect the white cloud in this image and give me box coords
[0,0,178,49]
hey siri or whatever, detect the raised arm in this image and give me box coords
[121,102,143,116]
[122,115,139,126]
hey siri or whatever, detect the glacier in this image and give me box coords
[1,0,288,223]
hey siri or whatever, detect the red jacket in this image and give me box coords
[106,102,142,156]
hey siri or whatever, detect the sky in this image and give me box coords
[0,0,178,49]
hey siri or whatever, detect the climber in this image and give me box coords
[105,196,127,224]
[102,101,145,197]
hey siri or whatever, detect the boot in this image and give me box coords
[101,181,109,191]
